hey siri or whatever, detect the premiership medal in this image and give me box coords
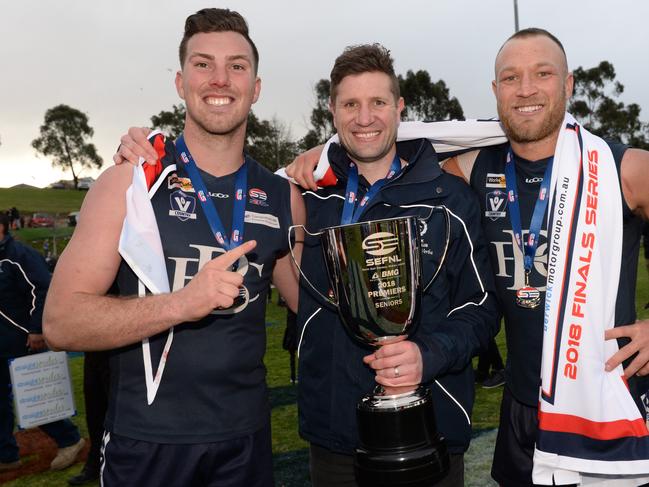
[505,149,553,310]
[516,286,541,308]
[176,135,248,311]
[516,271,540,308]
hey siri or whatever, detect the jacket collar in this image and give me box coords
[328,138,442,186]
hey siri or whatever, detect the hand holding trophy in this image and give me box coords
[291,211,451,487]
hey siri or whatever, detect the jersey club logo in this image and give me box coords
[169,190,197,221]
[485,190,507,220]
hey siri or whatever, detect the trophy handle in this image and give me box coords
[288,224,338,307]
[420,206,451,293]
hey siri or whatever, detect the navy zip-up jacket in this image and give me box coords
[0,234,50,358]
[297,139,499,455]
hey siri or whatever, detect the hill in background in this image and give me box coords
[0,187,86,215]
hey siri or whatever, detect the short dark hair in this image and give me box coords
[0,213,9,235]
[179,8,259,74]
[329,44,400,102]
[499,27,567,60]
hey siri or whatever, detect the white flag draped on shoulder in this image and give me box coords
[118,133,174,406]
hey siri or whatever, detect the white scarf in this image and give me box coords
[274,119,507,181]
[118,131,174,406]
[532,114,649,486]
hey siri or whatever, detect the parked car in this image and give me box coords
[29,213,55,228]
[68,211,80,227]
[77,178,94,190]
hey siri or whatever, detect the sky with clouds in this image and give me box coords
[1,0,647,187]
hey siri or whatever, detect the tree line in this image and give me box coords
[23,62,649,186]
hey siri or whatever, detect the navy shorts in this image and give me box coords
[492,386,576,487]
[101,422,273,487]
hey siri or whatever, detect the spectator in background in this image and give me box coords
[0,213,85,472]
[475,336,505,389]
[9,208,20,230]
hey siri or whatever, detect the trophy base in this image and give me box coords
[355,387,449,487]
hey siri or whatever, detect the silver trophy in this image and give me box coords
[291,212,451,486]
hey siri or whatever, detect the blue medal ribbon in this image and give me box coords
[340,154,401,225]
[175,135,247,251]
[504,148,553,274]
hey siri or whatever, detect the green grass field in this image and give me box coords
[8,271,649,487]
[3,186,649,486]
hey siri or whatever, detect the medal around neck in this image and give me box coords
[516,286,541,308]
[290,212,451,486]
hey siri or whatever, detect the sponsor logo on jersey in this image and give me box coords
[362,232,399,257]
[525,177,544,184]
[485,190,507,220]
[249,188,269,207]
[169,190,197,221]
[244,211,280,229]
[168,244,265,316]
[486,173,506,188]
[167,174,195,192]
[210,192,229,199]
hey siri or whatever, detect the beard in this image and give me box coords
[499,96,566,144]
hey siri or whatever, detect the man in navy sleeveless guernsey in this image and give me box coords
[440,29,649,486]
[43,9,304,487]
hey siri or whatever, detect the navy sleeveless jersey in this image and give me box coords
[105,138,293,443]
[470,142,643,406]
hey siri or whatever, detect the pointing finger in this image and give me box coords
[213,240,257,270]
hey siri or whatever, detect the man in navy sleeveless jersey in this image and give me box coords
[44,9,304,487]
[438,29,649,487]
[283,29,649,487]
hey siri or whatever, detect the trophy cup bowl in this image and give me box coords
[291,214,451,486]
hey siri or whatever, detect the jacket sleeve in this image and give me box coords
[16,246,51,334]
[412,190,500,382]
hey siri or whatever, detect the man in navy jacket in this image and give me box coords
[296,44,499,487]
[0,214,84,472]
